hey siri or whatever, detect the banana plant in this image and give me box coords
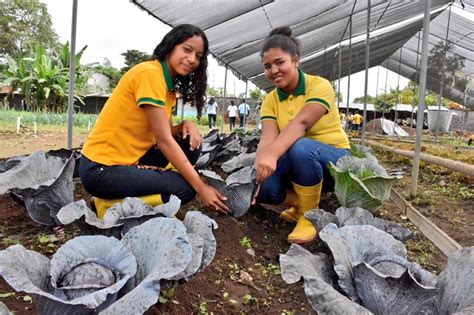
[1,43,88,112]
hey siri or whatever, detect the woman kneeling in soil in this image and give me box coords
[254,27,351,244]
[80,24,229,218]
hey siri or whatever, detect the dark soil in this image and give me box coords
[372,144,474,273]
[1,141,472,313]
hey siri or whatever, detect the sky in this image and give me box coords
[41,0,410,102]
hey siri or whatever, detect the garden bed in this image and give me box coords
[0,133,472,313]
[0,178,330,314]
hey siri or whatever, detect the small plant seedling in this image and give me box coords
[159,288,179,305]
[38,234,50,244]
[239,236,252,249]
[1,237,20,246]
[22,295,33,303]
[281,310,295,315]
[198,300,207,315]
[228,262,240,274]
[242,293,255,305]
[0,292,16,299]
[267,263,281,275]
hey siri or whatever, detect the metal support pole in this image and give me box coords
[411,31,421,130]
[337,42,342,109]
[372,67,380,134]
[345,14,353,129]
[221,67,228,133]
[462,74,468,131]
[393,47,403,135]
[244,80,248,131]
[381,60,389,126]
[67,0,78,149]
[411,0,431,198]
[361,0,371,145]
[435,4,452,142]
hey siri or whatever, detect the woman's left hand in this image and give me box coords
[181,120,202,151]
[255,149,278,184]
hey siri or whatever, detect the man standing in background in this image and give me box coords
[238,99,251,128]
[351,110,363,137]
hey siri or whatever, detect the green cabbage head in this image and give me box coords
[328,154,401,212]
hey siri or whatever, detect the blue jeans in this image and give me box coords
[256,138,351,205]
[79,137,201,204]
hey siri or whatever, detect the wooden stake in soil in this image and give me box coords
[16,116,21,134]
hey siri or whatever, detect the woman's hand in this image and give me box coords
[255,149,278,184]
[181,120,202,151]
[197,184,229,214]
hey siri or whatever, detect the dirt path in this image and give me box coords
[0,128,88,158]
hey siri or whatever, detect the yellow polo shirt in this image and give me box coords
[82,60,176,165]
[352,113,363,125]
[260,70,350,149]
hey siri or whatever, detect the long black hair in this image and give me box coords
[261,26,301,58]
[152,24,209,117]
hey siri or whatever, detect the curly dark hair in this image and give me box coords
[152,24,209,117]
[261,26,301,58]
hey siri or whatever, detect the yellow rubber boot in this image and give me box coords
[164,162,179,172]
[287,182,322,244]
[279,189,299,223]
[93,194,163,219]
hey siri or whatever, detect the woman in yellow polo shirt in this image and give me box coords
[80,24,229,218]
[255,27,351,244]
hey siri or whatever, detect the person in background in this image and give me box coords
[207,97,218,129]
[238,99,251,127]
[227,100,238,131]
[254,26,351,244]
[79,24,229,218]
[347,111,353,130]
[351,110,363,137]
[339,110,346,129]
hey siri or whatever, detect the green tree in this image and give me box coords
[374,94,395,117]
[2,44,87,112]
[353,95,377,104]
[121,49,150,74]
[428,40,466,90]
[0,0,60,59]
[249,87,264,100]
[56,42,90,94]
[206,86,220,97]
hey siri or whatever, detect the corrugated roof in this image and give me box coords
[131,0,473,107]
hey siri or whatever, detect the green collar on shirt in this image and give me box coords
[159,60,175,92]
[277,68,306,101]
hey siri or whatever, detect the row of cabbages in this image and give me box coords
[0,198,217,314]
[280,145,473,313]
[0,131,258,314]
[280,224,473,314]
[2,131,463,314]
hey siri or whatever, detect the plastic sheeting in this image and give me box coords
[378,118,410,136]
[129,0,474,107]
